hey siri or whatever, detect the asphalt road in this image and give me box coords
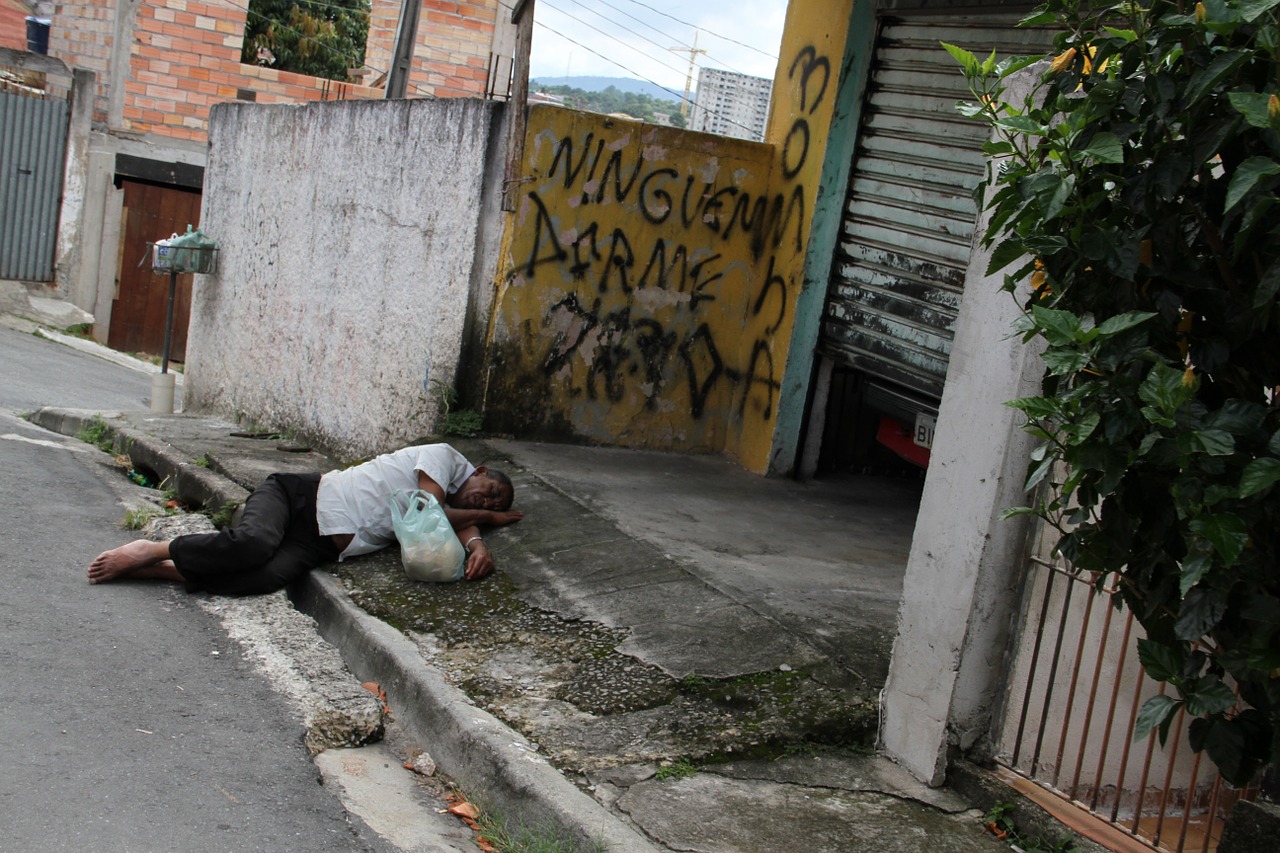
[0,323,396,851]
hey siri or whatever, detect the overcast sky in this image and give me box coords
[527,0,789,95]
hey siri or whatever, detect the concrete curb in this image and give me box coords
[31,406,659,852]
[125,431,251,510]
[291,574,658,853]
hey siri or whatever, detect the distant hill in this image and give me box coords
[530,76,687,102]
[531,80,688,128]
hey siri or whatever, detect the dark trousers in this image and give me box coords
[169,472,339,596]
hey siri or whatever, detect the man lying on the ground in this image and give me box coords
[87,443,522,596]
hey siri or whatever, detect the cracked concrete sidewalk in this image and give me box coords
[31,404,1075,853]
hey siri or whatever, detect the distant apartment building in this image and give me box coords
[689,67,771,142]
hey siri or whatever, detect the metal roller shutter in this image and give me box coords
[821,13,1049,404]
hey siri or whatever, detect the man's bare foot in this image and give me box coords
[118,559,184,583]
[87,539,171,584]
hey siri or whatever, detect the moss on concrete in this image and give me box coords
[331,556,878,776]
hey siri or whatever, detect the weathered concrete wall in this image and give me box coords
[880,66,1045,787]
[482,0,860,474]
[769,0,872,476]
[186,97,501,461]
[483,107,782,458]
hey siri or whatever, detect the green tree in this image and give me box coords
[241,0,370,82]
[948,0,1279,786]
[530,82,686,126]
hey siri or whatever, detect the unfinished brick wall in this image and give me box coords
[367,0,499,97]
[45,0,498,144]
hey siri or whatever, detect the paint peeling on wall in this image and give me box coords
[484,1,852,473]
[485,108,787,457]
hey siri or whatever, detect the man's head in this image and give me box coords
[450,467,514,511]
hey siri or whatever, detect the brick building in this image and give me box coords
[1,1,28,52]
[0,1,513,354]
[48,0,512,145]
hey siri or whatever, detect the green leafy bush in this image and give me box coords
[240,0,370,82]
[947,0,1279,786]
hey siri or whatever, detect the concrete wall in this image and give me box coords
[482,0,860,474]
[481,106,780,458]
[880,67,1045,787]
[185,97,503,461]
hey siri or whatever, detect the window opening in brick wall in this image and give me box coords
[240,0,371,83]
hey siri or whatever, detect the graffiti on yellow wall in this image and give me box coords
[485,1,852,471]
[486,108,789,451]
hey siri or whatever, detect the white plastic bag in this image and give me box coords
[389,489,465,582]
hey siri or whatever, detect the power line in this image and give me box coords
[540,0,694,84]
[555,0,754,78]
[495,0,681,98]
[530,18,690,108]
[614,0,779,59]
[524,16,764,137]
[283,0,373,17]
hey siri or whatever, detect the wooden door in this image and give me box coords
[108,180,203,360]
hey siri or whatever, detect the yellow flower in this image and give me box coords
[1182,366,1197,388]
[1050,48,1077,75]
[1081,45,1106,76]
[1270,94,1280,122]
[1195,2,1207,23]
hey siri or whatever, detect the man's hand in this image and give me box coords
[465,540,495,581]
[445,507,524,531]
[490,510,523,526]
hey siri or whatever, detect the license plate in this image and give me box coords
[914,413,936,449]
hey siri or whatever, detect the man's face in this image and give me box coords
[453,471,510,511]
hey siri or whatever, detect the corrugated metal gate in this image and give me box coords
[0,88,67,281]
[821,13,1048,401]
[814,12,1055,477]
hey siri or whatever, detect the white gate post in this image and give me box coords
[879,66,1046,786]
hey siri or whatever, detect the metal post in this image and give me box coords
[161,269,177,374]
[150,267,179,414]
[501,0,534,211]
[386,0,424,99]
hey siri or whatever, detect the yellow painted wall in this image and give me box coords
[484,0,857,472]
[746,0,857,472]
[485,107,779,453]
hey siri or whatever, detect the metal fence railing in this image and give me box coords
[993,520,1257,852]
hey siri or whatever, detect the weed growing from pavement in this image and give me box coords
[207,499,243,529]
[982,801,1076,853]
[122,507,164,530]
[76,415,114,452]
[470,804,606,853]
[431,379,483,438]
[654,757,697,781]
[194,454,210,468]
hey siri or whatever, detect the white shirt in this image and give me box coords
[315,444,475,561]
